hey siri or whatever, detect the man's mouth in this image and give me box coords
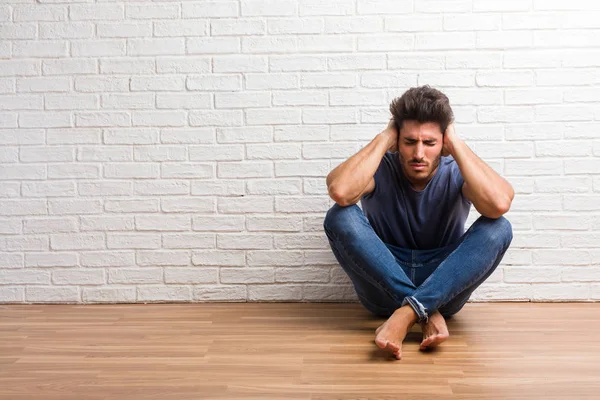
[410,163,427,171]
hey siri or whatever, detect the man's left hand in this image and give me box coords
[442,123,458,157]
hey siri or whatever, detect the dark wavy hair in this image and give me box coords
[389,85,454,135]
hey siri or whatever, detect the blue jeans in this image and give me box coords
[323,204,513,324]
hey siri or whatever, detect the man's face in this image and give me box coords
[397,120,444,190]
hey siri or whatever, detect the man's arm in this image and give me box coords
[443,124,514,219]
[326,120,397,207]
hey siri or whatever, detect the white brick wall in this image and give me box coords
[1,0,599,304]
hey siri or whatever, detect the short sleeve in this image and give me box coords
[360,152,391,201]
[448,157,472,205]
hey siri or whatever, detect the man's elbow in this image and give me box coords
[328,185,355,207]
[482,200,511,219]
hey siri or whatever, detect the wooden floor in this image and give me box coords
[1,303,599,400]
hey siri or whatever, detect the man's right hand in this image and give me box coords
[381,118,399,152]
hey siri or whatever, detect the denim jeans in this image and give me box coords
[323,203,513,324]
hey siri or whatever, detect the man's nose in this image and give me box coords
[414,143,424,160]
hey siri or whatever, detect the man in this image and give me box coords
[323,85,514,360]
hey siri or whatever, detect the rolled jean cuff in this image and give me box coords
[402,296,429,324]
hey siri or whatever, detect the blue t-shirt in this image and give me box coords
[360,152,471,250]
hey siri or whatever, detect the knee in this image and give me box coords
[479,215,513,251]
[323,203,362,236]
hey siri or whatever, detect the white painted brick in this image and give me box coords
[241,0,296,16]
[0,269,50,285]
[505,123,563,141]
[509,195,562,211]
[330,90,386,106]
[478,106,533,123]
[75,111,130,128]
[504,266,561,283]
[298,35,354,52]
[274,125,329,142]
[26,287,80,303]
[137,286,192,302]
[562,267,600,282]
[304,250,337,265]
[386,15,441,32]
[189,110,243,127]
[301,73,356,88]
[536,105,595,122]
[246,144,301,160]
[83,287,136,303]
[533,214,591,230]
[137,250,189,267]
[220,267,273,284]
[187,37,241,54]
[476,31,533,49]
[268,18,323,34]
[21,181,75,197]
[445,14,500,31]
[156,93,211,110]
[80,216,134,231]
[476,71,534,87]
[0,60,39,77]
[126,4,179,20]
[189,145,243,161]
[2,235,48,252]
[534,177,590,193]
[162,233,215,249]
[270,55,326,72]
[1,23,38,40]
[218,161,272,178]
[533,250,590,266]
[326,16,383,33]
[187,74,241,92]
[182,2,238,18]
[0,199,46,216]
[80,251,135,267]
[272,90,328,106]
[218,197,273,213]
[53,269,104,285]
[104,199,159,213]
[135,215,190,231]
[48,164,99,180]
[213,56,267,73]
[299,0,354,16]
[107,233,161,249]
[537,69,600,86]
[104,163,158,179]
[303,285,357,301]
[211,19,265,36]
[562,233,600,248]
[191,180,245,196]
[97,22,152,38]
[0,183,19,198]
[77,181,132,196]
[502,248,533,265]
[416,32,475,50]
[532,283,589,301]
[0,253,24,268]
[50,233,104,251]
[192,250,245,266]
[358,34,413,51]
[512,233,561,248]
[564,88,600,103]
[156,57,210,74]
[215,91,270,108]
[275,160,329,177]
[130,76,185,92]
[108,268,162,284]
[470,284,531,301]
[0,287,23,303]
[13,41,68,58]
[275,266,329,283]
[165,267,217,284]
[245,73,298,90]
[247,215,302,232]
[161,198,215,213]
[468,142,533,158]
[358,0,412,14]
[23,217,77,234]
[13,5,67,22]
[193,285,247,301]
[100,58,154,74]
[193,215,245,232]
[303,108,357,124]
[418,71,475,87]
[248,284,302,301]
[275,233,330,249]
[446,52,502,69]
[564,196,600,211]
[276,197,329,213]
[133,145,186,162]
[247,250,303,266]
[303,179,328,195]
[161,128,215,144]
[246,108,301,125]
[154,20,208,37]
[132,111,187,127]
[247,179,301,195]
[534,30,599,48]
[101,93,154,110]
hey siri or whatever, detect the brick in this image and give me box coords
[192,250,245,266]
[246,215,302,232]
[53,269,105,285]
[26,287,80,303]
[165,267,218,284]
[162,233,215,249]
[220,267,273,284]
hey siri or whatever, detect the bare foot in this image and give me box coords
[374,305,418,360]
[419,311,449,350]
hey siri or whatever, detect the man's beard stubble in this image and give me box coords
[398,151,442,186]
